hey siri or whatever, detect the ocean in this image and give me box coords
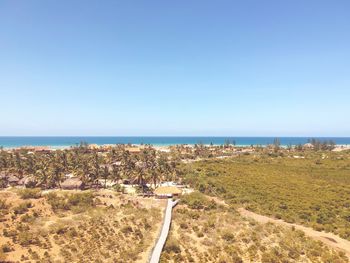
[0,136,349,148]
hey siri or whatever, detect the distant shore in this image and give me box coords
[1,136,349,149]
[2,143,350,152]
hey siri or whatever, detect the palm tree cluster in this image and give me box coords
[0,144,180,190]
[307,138,336,151]
[170,143,237,159]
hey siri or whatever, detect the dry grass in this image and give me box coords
[0,189,163,263]
[161,192,348,263]
[183,150,350,240]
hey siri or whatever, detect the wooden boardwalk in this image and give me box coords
[149,199,178,263]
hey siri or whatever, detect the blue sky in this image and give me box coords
[0,0,349,136]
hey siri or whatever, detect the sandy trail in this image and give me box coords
[238,208,350,260]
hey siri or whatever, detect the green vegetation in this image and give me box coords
[46,191,95,213]
[182,150,350,240]
[181,191,218,210]
[0,199,8,210]
[17,188,42,199]
[13,202,32,215]
[0,144,181,191]
[162,192,347,263]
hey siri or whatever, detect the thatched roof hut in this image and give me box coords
[303,143,314,149]
[7,175,19,185]
[18,176,37,188]
[61,177,84,190]
[154,186,182,198]
[125,147,141,154]
[0,173,19,187]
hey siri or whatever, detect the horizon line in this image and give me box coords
[0,135,349,138]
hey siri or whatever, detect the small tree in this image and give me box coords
[273,138,281,152]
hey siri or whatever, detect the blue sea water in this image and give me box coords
[0,136,349,148]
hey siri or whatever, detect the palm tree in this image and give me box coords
[102,165,109,188]
[36,159,49,188]
[121,150,134,182]
[111,163,121,184]
[60,151,69,173]
[89,152,101,187]
[50,163,63,188]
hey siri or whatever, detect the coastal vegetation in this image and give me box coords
[0,189,162,262]
[182,149,350,240]
[0,143,182,190]
[161,192,348,262]
[0,142,246,191]
[1,141,348,262]
[0,139,337,192]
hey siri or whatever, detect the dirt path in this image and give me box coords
[238,208,350,259]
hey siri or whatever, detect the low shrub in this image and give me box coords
[18,188,41,199]
[1,243,13,253]
[120,226,133,235]
[46,193,69,210]
[46,192,95,212]
[20,214,35,223]
[182,192,217,210]
[13,202,32,215]
[164,238,181,254]
[67,192,94,207]
[222,231,235,242]
[0,199,8,210]
[17,232,40,246]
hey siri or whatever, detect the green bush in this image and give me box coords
[113,184,125,193]
[18,188,41,199]
[46,192,95,212]
[222,231,235,242]
[67,192,94,207]
[181,192,217,210]
[13,202,32,215]
[46,193,69,210]
[164,238,181,254]
[1,243,13,253]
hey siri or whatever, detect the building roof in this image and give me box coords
[154,186,182,195]
[18,176,36,186]
[88,144,100,149]
[7,175,19,183]
[0,173,19,183]
[304,143,314,148]
[61,177,83,189]
[125,147,141,153]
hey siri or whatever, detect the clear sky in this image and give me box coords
[0,1,349,136]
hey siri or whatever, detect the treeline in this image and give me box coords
[0,144,180,190]
[272,138,336,152]
[307,138,336,151]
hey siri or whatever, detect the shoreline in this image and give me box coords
[1,136,350,150]
[1,143,350,151]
